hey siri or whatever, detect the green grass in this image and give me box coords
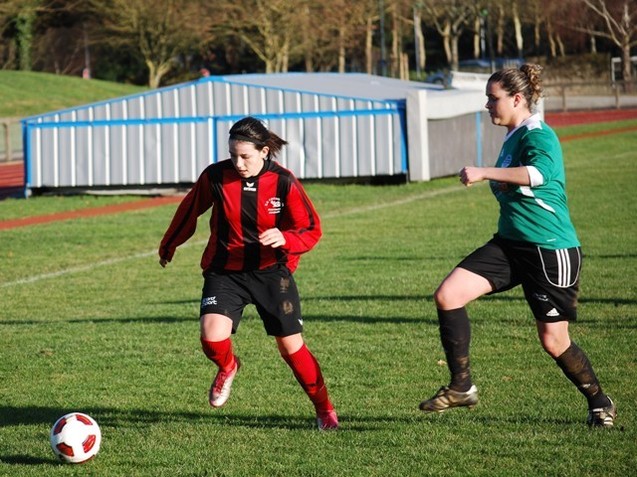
[0,123,636,476]
[0,71,147,119]
[555,118,637,138]
[0,70,147,161]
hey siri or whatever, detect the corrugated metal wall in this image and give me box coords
[22,77,406,191]
[427,111,502,178]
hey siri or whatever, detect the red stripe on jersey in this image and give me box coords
[257,171,283,268]
[220,169,246,271]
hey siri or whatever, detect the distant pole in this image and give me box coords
[378,0,387,76]
[83,23,91,79]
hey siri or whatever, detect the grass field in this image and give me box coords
[0,71,147,162]
[1,121,636,476]
[0,71,147,118]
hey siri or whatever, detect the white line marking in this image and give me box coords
[1,185,462,288]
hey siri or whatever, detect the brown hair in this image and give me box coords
[228,116,288,159]
[488,63,543,110]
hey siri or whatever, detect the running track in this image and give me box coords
[1,108,636,230]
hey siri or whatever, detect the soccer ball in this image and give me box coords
[49,412,101,464]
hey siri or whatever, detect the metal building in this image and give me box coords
[21,72,505,195]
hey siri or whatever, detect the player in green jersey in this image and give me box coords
[418,64,616,428]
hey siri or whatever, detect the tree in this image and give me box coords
[0,0,47,71]
[573,0,636,85]
[421,0,473,70]
[90,0,214,88]
[297,0,369,73]
[215,0,303,74]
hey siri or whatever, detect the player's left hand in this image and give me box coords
[259,228,286,248]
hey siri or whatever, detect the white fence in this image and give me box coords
[22,76,405,192]
[21,73,506,195]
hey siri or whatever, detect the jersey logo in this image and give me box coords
[532,292,549,302]
[265,197,283,215]
[243,181,256,192]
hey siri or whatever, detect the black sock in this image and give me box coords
[438,307,472,392]
[554,342,609,409]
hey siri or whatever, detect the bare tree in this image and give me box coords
[413,3,426,75]
[573,0,636,84]
[216,0,304,74]
[90,0,213,88]
[299,0,369,73]
[421,0,473,70]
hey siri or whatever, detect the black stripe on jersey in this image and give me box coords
[274,171,291,264]
[241,178,260,270]
[209,166,230,270]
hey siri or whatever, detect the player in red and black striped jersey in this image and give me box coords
[159,152,320,274]
[159,117,338,430]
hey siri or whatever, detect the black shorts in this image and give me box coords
[458,235,581,322]
[200,265,304,337]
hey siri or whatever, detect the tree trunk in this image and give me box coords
[496,4,504,55]
[512,2,523,57]
[547,20,556,57]
[450,33,459,71]
[442,22,451,66]
[557,34,565,57]
[147,60,172,89]
[365,16,373,74]
[622,41,633,92]
[413,7,425,75]
[390,7,400,77]
[401,52,409,80]
[473,17,480,58]
[338,27,346,73]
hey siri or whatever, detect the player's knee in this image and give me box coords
[434,284,456,309]
[538,333,570,358]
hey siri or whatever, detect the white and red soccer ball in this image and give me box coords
[49,412,101,464]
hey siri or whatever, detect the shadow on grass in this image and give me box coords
[0,405,322,467]
[0,404,319,430]
[0,313,439,326]
[0,404,587,432]
[0,315,195,326]
[0,455,58,465]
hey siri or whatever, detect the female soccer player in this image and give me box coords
[418,64,616,428]
[159,116,338,430]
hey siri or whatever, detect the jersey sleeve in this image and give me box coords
[158,168,214,262]
[279,178,322,255]
[520,128,560,185]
